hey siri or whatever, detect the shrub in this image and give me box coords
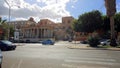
[88,36,99,47]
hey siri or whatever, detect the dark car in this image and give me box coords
[0,40,16,51]
[0,50,2,68]
[80,40,88,44]
[42,39,55,45]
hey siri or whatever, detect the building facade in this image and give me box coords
[20,19,55,42]
[8,16,74,42]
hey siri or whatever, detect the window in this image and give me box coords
[68,20,70,24]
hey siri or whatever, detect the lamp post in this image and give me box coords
[4,0,11,39]
[4,0,20,40]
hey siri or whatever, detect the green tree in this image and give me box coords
[73,10,102,33]
[0,17,7,39]
[102,15,110,31]
[9,25,14,37]
[114,12,120,32]
[0,17,6,25]
[72,19,82,32]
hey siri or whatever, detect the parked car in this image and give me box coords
[25,40,30,43]
[0,50,3,68]
[38,40,43,43]
[99,39,110,45]
[80,40,88,44]
[42,39,55,45]
[0,40,16,51]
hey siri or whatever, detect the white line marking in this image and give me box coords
[65,59,120,65]
[62,64,109,68]
[17,59,23,68]
[68,57,116,62]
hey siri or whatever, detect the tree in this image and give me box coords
[9,25,14,37]
[75,10,102,33]
[105,0,117,47]
[102,15,110,32]
[114,12,120,32]
[72,19,82,32]
[0,17,7,39]
[105,0,116,17]
[0,17,6,25]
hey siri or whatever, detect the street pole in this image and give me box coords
[4,0,11,40]
[8,5,11,40]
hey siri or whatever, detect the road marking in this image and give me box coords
[64,59,120,66]
[17,59,23,68]
[68,57,116,62]
[62,64,79,68]
[62,64,108,68]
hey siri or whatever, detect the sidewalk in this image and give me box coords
[68,42,120,51]
[13,43,25,46]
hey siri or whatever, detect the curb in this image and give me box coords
[68,46,120,51]
[14,43,25,46]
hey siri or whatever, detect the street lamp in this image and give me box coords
[4,0,20,39]
[4,0,11,39]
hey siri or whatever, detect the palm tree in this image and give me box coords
[104,0,117,47]
[0,17,7,40]
[0,17,6,25]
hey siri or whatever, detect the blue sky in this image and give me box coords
[0,0,120,22]
[67,0,120,18]
[66,0,106,18]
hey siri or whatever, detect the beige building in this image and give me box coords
[54,16,74,40]
[8,16,74,42]
[8,17,36,29]
[20,19,55,42]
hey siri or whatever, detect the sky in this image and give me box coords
[0,0,120,23]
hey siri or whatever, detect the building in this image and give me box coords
[62,16,74,39]
[8,17,36,29]
[20,19,55,42]
[7,17,36,41]
[8,16,74,42]
[54,16,74,40]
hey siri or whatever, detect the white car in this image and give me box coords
[100,39,110,45]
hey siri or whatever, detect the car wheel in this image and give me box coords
[103,43,106,46]
[51,43,54,45]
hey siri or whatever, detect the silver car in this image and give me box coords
[100,39,110,45]
[0,50,2,68]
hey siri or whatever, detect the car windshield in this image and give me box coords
[1,40,12,45]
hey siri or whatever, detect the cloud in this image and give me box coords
[71,5,75,8]
[71,0,78,3]
[0,0,73,22]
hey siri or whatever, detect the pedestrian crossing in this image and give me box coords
[63,55,120,68]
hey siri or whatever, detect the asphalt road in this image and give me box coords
[2,41,120,68]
